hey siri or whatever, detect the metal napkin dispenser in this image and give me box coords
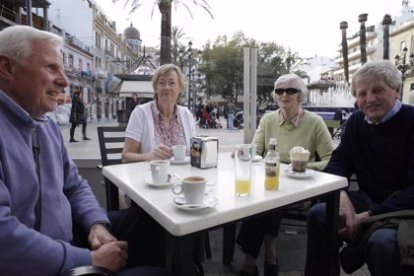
[190,136,219,169]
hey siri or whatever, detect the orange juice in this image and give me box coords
[235,179,251,196]
[264,164,280,190]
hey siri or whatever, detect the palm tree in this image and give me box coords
[114,0,212,65]
[171,26,186,65]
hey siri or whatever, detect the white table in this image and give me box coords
[102,153,347,275]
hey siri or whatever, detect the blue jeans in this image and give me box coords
[227,113,234,129]
[305,191,414,276]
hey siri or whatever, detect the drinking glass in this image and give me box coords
[234,144,253,196]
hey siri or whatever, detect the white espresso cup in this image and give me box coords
[150,160,170,185]
[172,145,186,162]
[172,176,206,204]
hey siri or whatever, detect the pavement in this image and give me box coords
[59,118,369,276]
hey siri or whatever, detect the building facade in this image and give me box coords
[334,4,414,103]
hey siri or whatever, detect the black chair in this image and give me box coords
[97,126,126,211]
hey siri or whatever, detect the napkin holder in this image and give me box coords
[190,136,219,169]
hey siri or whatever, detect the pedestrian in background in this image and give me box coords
[69,90,90,142]
[226,99,236,129]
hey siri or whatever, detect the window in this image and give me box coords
[79,59,83,71]
[68,54,74,68]
[400,41,407,52]
[62,52,68,66]
[95,32,101,48]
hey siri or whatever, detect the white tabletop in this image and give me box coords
[102,153,347,236]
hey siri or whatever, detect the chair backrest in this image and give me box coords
[97,126,126,166]
[97,126,126,211]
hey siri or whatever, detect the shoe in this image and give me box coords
[238,266,258,276]
[264,261,279,276]
[70,138,79,143]
[83,137,91,140]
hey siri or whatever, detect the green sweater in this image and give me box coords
[253,109,335,171]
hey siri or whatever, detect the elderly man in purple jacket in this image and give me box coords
[0,25,167,276]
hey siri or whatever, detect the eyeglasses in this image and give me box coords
[158,81,177,88]
[274,88,301,95]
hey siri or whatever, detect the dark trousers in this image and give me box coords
[73,205,166,268]
[70,122,87,139]
[305,191,414,276]
[236,211,282,258]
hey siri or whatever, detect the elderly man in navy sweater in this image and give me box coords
[0,26,167,275]
[305,60,414,276]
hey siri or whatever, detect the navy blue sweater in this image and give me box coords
[325,104,414,215]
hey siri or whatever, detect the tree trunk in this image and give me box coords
[159,0,172,65]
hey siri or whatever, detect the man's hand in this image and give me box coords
[338,191,358,240]
[91,240,128,272]
[88,223,117,250]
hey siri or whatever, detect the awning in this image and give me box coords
[118,81,154,98]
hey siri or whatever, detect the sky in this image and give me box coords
[98,0,404,58]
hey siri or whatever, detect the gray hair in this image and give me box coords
[272,73,308,102]
[0,25,63,65]
[152,64,187,96]
[351,60,402,97]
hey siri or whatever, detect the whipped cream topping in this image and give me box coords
[290,146,310,161]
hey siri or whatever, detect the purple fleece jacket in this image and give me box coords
[0,91,110,275]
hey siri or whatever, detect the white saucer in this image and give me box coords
[170,156,190,165]
[283,167,314,179]
[252,155,263,162]
[173,196,218,211]
[144,174,180,187]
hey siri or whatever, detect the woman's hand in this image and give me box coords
[145,145,173,161]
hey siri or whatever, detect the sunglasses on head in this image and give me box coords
[274,88,301,95]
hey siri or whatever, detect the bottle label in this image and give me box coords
[265,162,277,176]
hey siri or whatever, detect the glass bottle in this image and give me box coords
[264,138,280,191]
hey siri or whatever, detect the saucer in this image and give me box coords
[144,174,180,187]
[252,155,263,162]
[283,167,314,179]
[173,196,218,211]
[170,156,190,165]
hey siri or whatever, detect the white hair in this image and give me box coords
[271,74,308,102]
[0,25,63,65]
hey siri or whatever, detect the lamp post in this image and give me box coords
[179,41,202,114]
[395,46,414,100]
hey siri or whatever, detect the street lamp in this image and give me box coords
[395,46,414,100]
[179,41,202,114]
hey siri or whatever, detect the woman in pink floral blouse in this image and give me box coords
[122,64,196,163]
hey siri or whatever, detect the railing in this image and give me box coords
[0,4,16,21]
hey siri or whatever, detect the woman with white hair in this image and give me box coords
[237,74,335,276]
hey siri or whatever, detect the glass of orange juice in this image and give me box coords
[234,144,253,196]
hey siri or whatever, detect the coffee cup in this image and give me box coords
[150,160,170,184]
[290,146,310,172]
[172,176,206,204]
[172,145,186,162]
